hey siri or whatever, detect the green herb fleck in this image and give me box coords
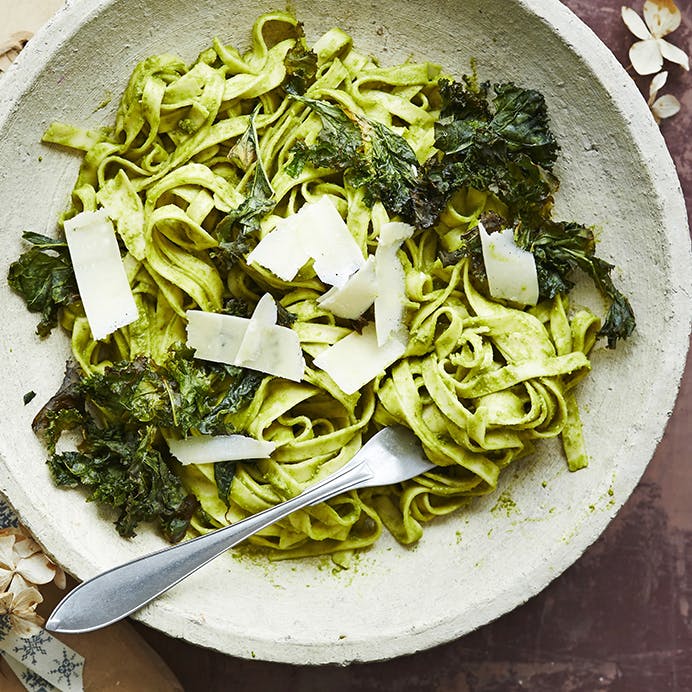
[491,491,517,517]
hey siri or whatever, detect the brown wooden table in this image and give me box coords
[124,1,692,689]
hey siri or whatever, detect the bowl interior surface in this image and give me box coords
[0,0,689,664]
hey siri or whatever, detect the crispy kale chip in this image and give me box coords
[285,94,364,174]
[285,77,560,229]
[432,77,634,347]
[353,119,421,217]
[282,24,318,95]
[7,232,79,337]
[212,112,275,270]
[47,425,198,542]
[286,93,424,220]
[214,461,236,506]
[287,75,634,346]
[33,347,262,540]
[419,78,559,227]
[514,220,636,348]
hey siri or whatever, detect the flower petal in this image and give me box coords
[9,573,32,595]
[0,592,13,612]
[658,38,690,70]
[630,39,664,74]
[0,534,17,569]
[13,535,41,560]
[0,568,13,593]
[17,553,57,585]
[622,6,653,40]
[12,616,43,637]
[54,566,67,590]
[651,94,681,120]
[644,0,681,38]
[648,70,669,102]
[11,584,43,612]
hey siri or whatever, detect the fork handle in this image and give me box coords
[46,461,374,634]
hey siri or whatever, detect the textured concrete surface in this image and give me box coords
[128,0,692,688]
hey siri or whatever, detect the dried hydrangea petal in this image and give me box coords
[0,534,18,569]
[630,38,665,74]
[649,70,669,100]
[0,584,44,635]
[658,38,690,70]
[622,6,653,40]
[651,93,681,121]
[643,0,682,38]
[15,552,58,585]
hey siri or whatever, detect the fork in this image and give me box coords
[46,425,435,634]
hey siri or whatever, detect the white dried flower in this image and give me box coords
[648,71,681,122]
[0,527,66,594]
[621,0,689,75]
[0,583,44,636]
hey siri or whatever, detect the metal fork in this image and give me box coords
[46,426,435,634]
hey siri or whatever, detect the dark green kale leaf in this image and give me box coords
[34,348,264,540]
[7,232,78,337]
[212,112,276,270]
[432,77,492,154]
[284,94,364,176]
[214,461,236,506]
[80,355,172,427]
[47,423,197,542]
[32,361,85,453]
[286,78,559,229]
[286,94,424,221]
[354,120,421,218]
[487,83,559,166]
[282,24,318,95]
[418,78,560,229]
[78,346,260,436]
[195,366,263,435]
[221,296,253,318]
[275,301,297,328]
[515,219,636,348]
[433,79,558,167]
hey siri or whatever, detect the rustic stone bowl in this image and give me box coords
[0,0,689,665]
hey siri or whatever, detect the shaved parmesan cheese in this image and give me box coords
[167,433,275,464]
[64,209,138,341]
[379,221,415,246]
[186,310,248,363]
[246,196,365,286]
[313,323,406,394]
[245,221,310,281]
[186,293,305,381]
[234,318,305,381]
[251,292,278,325]
[374,221,414,346]
[306,196,365,286]
[317,256,378,319]
[479,221,539,306]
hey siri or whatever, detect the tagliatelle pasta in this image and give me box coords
[26,11,608,558]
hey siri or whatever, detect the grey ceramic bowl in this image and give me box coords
[0,0,690,664]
